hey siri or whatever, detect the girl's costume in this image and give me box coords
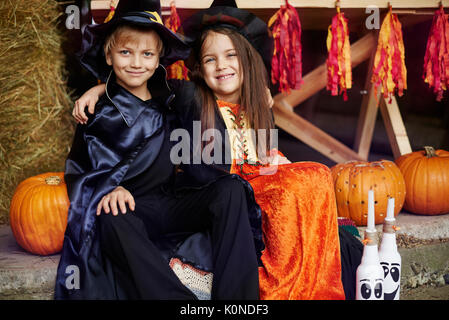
[173,1,363,300]
[54,1,263,300]
[171,80,351,300]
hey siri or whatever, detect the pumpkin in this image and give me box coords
[330,160,406,226]
[395,146,449,215]
[9,172,69,255]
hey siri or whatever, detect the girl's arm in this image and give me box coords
[73,83,106,124]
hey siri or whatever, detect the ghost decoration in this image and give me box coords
[356,190,384,300]
[379,197,401,300]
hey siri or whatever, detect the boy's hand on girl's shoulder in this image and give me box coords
[96,186,136,216]
[73,84,105,124]
[73,97,96,125]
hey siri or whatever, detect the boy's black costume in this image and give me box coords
[54,0,263,300]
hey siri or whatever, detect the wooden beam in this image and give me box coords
[379,97,412,159]
[354,48,381,160]
[273,100,365,163]
[91,0,449,10]
[273,32,376,109]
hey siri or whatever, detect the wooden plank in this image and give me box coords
[273,32,376,109]
[91,0,449,10]
[273,100,365,163]
[354,49,381,160]
[379,97,412,159]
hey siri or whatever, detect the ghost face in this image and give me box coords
[358,278,383,300]
[381,262,401,300]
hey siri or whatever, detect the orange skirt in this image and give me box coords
[231,161,345,300]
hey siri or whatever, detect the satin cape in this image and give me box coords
[54,68,264,299]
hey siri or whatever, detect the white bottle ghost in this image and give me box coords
[356,189,384,300]
[379,197,401,300]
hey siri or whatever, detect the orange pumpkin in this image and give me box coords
[9,172,69,255]
[330,160,406,226]
[395,146,449,215]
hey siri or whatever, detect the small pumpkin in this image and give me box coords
[9,172,69,255]
[395,146,449,215]
[330,160,406,226]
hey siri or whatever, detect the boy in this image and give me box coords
[55,0,263,300]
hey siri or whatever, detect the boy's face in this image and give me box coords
[106,29,161,98]
[200,31,243,104]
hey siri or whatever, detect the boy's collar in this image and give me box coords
[104,65,170,127]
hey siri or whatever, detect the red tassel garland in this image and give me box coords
[326,6,352,101]
[423,5,449,101]
[268,0,303,93]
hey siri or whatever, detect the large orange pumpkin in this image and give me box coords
[9,172,69,255]
[330,160,406,226]
[395,146,449,215]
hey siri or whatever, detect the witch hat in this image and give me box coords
[79,0,190,81]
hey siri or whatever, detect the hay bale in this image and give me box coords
[0,0,75,224]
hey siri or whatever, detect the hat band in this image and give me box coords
[124,11,163,26]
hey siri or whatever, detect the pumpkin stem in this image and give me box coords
[45,176,61,185]
[423,146,437,158]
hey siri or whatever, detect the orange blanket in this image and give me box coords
[231,161,345,300]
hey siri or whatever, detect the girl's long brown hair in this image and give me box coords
[190,28,275,156]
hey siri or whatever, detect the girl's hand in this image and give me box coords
[260,149,291,165]
[73,83,106,124]
[96,186,135,216]
[268,153,291,165]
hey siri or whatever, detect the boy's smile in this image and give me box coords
[106,29,161,100]
[200,31,243,104]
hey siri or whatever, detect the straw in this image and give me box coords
[0,0,75,224]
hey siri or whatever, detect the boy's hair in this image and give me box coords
[191,28,274,155]
[103,24,164,57]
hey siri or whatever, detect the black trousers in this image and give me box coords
[98,176,260,300]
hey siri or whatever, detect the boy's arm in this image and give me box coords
[73,83,106,124]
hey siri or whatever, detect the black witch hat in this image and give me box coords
[79,0,190,81]
[182,0,273,72]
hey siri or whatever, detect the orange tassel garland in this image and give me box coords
[371,7,407,102]
[268,0,303,93]
[423,5,449,101]
[164,1,189,80]
[104,0,119,23]
[326,6,352,101]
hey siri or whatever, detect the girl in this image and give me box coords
[73,2,362,300]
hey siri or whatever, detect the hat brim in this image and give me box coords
[79,13,190,81]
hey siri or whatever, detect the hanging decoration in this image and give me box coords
[423,5,449,102]
[371,6,407,103]
[268,0,303,93]
[104,0,119,23]
[326,3,352,101]
[164,1,189,80]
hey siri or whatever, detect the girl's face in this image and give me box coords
[200,31,243,104]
